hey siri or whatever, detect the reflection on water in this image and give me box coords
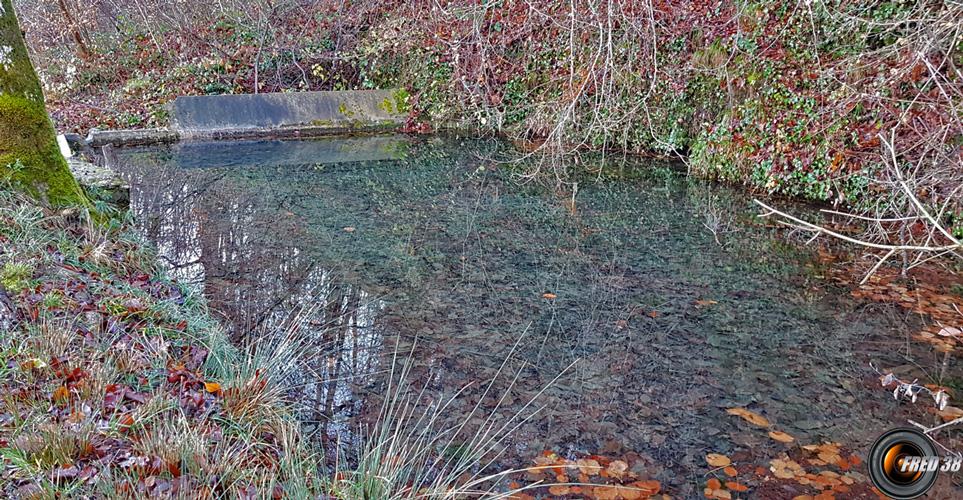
[108,135,943,493]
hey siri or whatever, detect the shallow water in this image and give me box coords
[109,135,950,494]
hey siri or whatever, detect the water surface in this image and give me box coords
[109,135,944,494]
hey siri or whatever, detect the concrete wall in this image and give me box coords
[171,89,409,138]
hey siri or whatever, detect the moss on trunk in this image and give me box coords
[0,0,88,207]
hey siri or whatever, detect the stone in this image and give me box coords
[86,128,179,148]
[57,134,73,158]
[61,133,89,155]
[66,157,128,204]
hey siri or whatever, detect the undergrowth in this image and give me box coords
[0,187,319,497]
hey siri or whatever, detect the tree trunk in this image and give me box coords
[0,0,88,207]
[56,0,91,59]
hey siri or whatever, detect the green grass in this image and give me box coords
[1,261,33,294]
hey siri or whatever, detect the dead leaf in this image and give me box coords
[938,327,961,337]
[606,460,628,479]
[542,292,557,300]
[647,310,660,318]
[726,481,749,492]
[204,382,222,394]
[616,485,643,500]
[631,480,660,494]
[52,386,69,404]
[713,490,733,499]
[576,458,602,475]
[592,485,619,500]
[695,299,719,307]
[769,430,795,443]
[726,407,770,427]
[547,485,570,496]
[723,466,738,477]
[50,464,80,482]
[342,226,356,233]
[770,457,804,479]
[523,466,544,478]
[706,453,731,467]
[706,478,722,489]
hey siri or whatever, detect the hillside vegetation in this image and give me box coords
[21,1,962,218]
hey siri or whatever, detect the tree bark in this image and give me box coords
[56,0,91,59]
[0,0,88,207]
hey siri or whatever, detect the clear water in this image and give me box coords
[108,135,948,494]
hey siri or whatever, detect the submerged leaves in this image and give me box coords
[706,453,731,467]
[725,407,769,427]
[768,430,795,443]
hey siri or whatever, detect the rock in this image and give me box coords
[66,158,129,205]
[56,134,73,158]
[86,128,179,147]
[62,133,91,155]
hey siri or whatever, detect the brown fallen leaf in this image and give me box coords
[52,386,69,404]
[726,481,749,492]
[576,458,602,475]
[616,485,643,500]
[723,466,738,477]
[524,466,544,478]
[712,489,733,499]
[50,464,80,483]
[769,430,795,443]
[706,478,722,490]
[342,226,356,233]
[606,459,628,479]
[631,480,660,494]
[706,453,732,467]
[727,407,770,427]
[542,292,557,300]
[204,381,222,394]
[547,485,570,496]
[695,299,719,307]
[118,414,135,430]
[592,485,619,500]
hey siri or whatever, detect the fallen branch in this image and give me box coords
[754,128,962,284]
[754,199,959,254]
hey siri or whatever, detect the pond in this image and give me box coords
[107,135,952,496]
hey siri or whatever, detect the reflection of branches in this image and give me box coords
[686,181,739,247]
